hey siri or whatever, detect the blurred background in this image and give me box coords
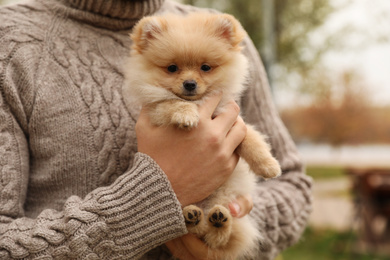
[2,0,389,259]
[179,1,390,260]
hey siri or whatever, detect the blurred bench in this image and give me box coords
[347,168,390,246]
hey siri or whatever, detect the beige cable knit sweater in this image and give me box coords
[0,0,312,259]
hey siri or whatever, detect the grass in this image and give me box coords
[306,166,347,180]
[281,166,389,259]
[279,227,389,260]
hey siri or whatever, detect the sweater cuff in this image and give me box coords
[85,152,187,256]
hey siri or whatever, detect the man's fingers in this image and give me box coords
[229,194,253,218]
[226,116,247,152]
[198,92,223,118]
[180,234,209,259]
[212,100,241,135]
[167,235,223,260]
[166,238,197,260]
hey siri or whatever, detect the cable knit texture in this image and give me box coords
[0,0,312,259]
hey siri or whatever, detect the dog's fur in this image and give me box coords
[123,13,281,259]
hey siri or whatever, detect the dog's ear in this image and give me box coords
[130,16,167,53]
[211,14,246,49]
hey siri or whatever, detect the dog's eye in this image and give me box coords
[167,64,179,73]
[200,64,211,72]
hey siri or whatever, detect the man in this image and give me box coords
[0,0,312,259]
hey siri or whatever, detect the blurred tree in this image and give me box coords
[181,0,334,76]
[0,0,23,5]
[280,71,390,145]
[0,0,12,5]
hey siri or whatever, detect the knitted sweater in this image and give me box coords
[0,0,312,259]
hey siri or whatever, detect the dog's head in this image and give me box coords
[130,13,248,100]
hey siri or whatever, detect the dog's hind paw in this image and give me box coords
[183,205,207,235]
[205,205,232,248]
[183,206,202,226]
[208,205,230,228]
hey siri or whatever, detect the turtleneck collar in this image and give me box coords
[49,0,165,30]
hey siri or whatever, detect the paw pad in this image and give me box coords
[184,209,202,226]
[209,210,228,228]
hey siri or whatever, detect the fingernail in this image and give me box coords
[230,202,241,216]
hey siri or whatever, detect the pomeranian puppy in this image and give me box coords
[123,13,281,259]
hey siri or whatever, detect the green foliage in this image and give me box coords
[0,0,24,5]
[180,0,334,72]
[306,166,346,180]
[0,0,14,5]
[281,227,390,260]
[274,0,334,70]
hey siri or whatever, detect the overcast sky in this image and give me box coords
[321,0,390,105]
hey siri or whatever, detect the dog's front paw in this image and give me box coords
[171,110,199,129]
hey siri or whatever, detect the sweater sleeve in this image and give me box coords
[0,5,187,259]
[240,37,313,259]
[0,85,186,259]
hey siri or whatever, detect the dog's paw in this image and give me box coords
[205,205,232,249]
[253,157,281,179]
[171,110,199,129]
[208,205,230,228]
[183,205,203,227]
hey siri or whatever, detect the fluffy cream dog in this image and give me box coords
[123,13,281,259]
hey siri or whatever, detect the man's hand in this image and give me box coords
[228,194,254,218]
[136,93,247,206]
[166,195,254,260]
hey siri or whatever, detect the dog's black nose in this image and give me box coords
[183,80,197,91]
